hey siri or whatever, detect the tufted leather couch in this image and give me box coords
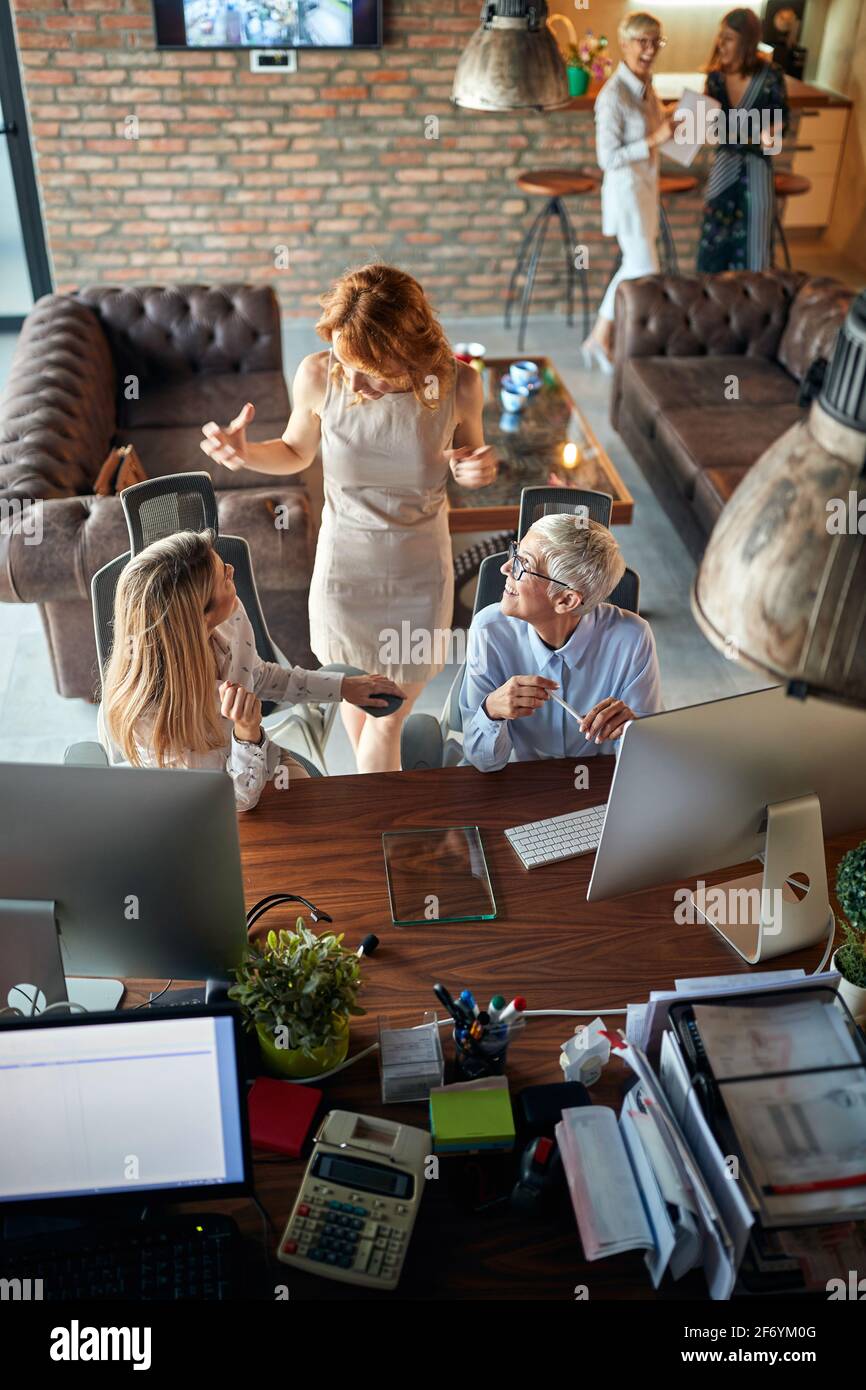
[611,271,854,556]
[0,283,315,699]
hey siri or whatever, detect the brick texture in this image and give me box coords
[12,0,710,320]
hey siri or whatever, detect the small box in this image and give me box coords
[378,1013,444,1104]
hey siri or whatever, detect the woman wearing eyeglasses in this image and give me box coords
[584,10,681,371]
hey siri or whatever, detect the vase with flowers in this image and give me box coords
[566,32,613,98]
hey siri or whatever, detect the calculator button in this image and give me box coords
[353,1239,373,1272]
[383,1254,398,1267]
[309,1249,326,1262]
[353,1206,367,1217]
[325,1253,338,1265]
[297,1203,310,1217]
[338,1256,352,1269]
[369,1253,383,1278]
[374,1238,387,1251]
[327,1200,341,1210]
[282,1240,297,1255]
[387,1240,401,1253]
[396,1205,408,1215]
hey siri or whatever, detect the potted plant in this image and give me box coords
[229,920,365,1078]
[832,841,866,1024]
[566,33,613,98]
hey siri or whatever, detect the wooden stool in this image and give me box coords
[658,174,698,274]
[772,171,812,269]
[505,168,598,352]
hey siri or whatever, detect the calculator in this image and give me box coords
[276,1110,430,1290]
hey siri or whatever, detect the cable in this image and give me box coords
[811,910,837,976]
[135,980,174,1010]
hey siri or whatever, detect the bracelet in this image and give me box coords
[233,729,264,748]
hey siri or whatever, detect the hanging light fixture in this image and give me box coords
[451,1,570,113]
[692,290,866,707]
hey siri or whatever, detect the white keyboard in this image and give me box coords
[505,803,607,870]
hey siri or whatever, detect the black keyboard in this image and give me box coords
[0,1213,241,1301]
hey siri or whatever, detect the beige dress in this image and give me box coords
[309,354,458,684]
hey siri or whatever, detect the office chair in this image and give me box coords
[400,488,641,771]
[90,472,338,772]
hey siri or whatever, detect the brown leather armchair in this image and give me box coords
[611,270,854,557]
[0,284,314,699]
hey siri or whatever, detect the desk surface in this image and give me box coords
[134,758,863,1300]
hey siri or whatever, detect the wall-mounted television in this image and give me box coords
[152,1,382,50]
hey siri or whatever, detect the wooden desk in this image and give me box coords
[134,758,862,1301]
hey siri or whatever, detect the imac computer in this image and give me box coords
[587,685,866,963]
[0,765,248,1013]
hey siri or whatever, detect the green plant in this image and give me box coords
[229,919,365,1057]
[835,842,866,988]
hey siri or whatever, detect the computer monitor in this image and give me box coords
[0,765,248,1012]
[587,686,866,964]
[0,1007,251,1213]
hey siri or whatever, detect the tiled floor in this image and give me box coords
[0,311,767,773]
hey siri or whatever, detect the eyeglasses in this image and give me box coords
[507,540,572,589]
[632,36,666,51]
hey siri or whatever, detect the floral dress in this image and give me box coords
[696,62,789,273]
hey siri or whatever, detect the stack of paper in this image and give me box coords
[429,1076,515,1154]
[556,1107,653,1262]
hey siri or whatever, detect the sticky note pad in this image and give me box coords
[429,1078,515,1154]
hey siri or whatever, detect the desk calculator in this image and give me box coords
[276,1111,430,1290]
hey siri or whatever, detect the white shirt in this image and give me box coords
[100,601,344,812]
[595,61,664,240]
[460,601,663,773]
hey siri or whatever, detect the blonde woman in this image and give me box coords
[100,530,402,812]
[200,263,498,774]
[584,10,681,370]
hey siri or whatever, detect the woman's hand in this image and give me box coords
[649,111,683,148]
[201,402,254,472]
[220,680,263,744]
[342,674,407,710]
[448,444,498,490]
[484,675,559,721]
[580,696,636,744]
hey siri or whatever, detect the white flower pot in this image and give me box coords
[832,950,866,1025]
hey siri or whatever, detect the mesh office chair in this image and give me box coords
[401,489,642,770]
[90,472,338,772]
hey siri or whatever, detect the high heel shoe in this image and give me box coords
[581,336,614,376]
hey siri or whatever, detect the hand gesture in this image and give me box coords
[341,674,407,711]
[580,697,636,744]
[448,444,498,490]
[201,402,255,472]
[651,110,683,147]
[220,680,263,744]
[484,675,558,721]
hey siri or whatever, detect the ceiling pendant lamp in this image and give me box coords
[451,1,570,113]
[692,291,866,707]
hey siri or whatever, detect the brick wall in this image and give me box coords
[12,0,705,320]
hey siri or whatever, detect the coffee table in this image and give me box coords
[447,356,634,533]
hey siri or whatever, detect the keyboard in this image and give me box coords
[0,1213,241,1301]
[505,803,607,869]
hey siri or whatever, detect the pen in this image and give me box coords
[433,982,465,1028]
[549,692,586,726]
[459,990,479,1019]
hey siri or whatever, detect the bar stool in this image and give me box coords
[772,171,812,269]
[504,168,597,352]
[657,174,698,274]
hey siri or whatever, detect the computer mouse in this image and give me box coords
[365,692,405,718]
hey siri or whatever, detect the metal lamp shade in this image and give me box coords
[451,14,570,113]
[691,404,866,707]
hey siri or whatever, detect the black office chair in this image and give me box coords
[518,485,640,615]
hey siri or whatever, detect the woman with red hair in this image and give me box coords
[201,263,497,773]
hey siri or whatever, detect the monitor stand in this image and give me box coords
[686,793,834,965]
[0,899,124,1015]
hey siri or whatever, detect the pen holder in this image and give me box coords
[452,1020,523,1082]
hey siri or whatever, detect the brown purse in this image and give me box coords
[93,443,148,497]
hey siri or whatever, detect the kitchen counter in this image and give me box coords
[564,72,852,110]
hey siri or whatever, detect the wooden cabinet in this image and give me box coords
[783,106,850,227]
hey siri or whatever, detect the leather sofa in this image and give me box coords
[0,284,314,699]
[611,271,854,558]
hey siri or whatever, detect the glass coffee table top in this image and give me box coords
[447,356,633,531]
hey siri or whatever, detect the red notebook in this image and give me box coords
[247,1077,322,1157]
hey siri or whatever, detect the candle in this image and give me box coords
[562,441,579,469]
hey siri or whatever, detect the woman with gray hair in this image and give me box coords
[583,10,681,371]
[459,516,663,772]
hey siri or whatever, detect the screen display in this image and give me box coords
[314,1152,414,1199]
[153,1,381,50]
[0,1015,246,1204]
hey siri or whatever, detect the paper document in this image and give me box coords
[556,1106,653,1260]
[660,88,722,167]
[692,997,862,1080]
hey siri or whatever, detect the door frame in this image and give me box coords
[0,0,53,328]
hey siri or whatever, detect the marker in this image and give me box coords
[459,990,479,1019]
[356,934,379,958]
[498,996,526,1026]
[488,994,506,1024]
